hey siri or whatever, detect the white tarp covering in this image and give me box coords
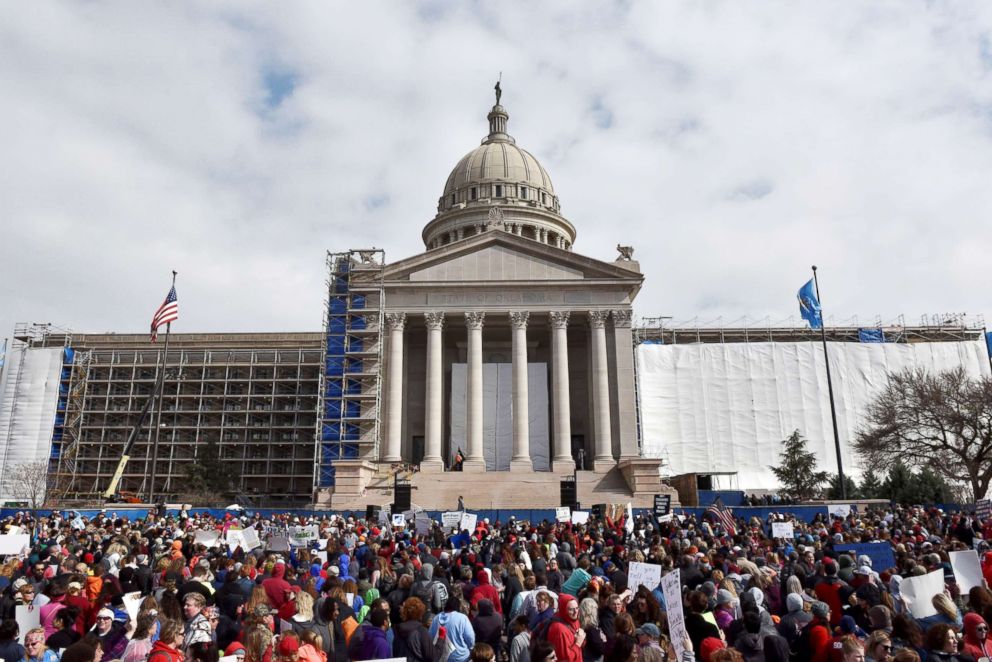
[450,363,550,471]
[637,339,990,489]
[0,346,63,498]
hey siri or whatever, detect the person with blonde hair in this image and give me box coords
[865,630,892,662]
[23,627,59,662]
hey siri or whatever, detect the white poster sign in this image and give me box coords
[661,569,687,659]
[628,561,663,594]
[315,550,328,565]
[625,503,634,533]
[15,604,39,643]
[555,507,571,523]
[194,530,221,547]
[950,550,984,593]
[122,591,142,631]
[828,504,852,518]
[289,525,320,548]
[441,512,462,530]
[415,514,431,536]
[240,528,261,552]
[391,514,406,527]
[771,522,794,539]
[0,534,30,556]
[901,569,945,618]
[226,529,244,551]
[571,511,590,525]
[269,536,290,552]
[459,512,477,533]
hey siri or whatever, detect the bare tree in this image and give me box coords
[855,366,992,502]
[7,460,50,510]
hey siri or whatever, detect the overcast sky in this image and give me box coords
[2,1,991,344]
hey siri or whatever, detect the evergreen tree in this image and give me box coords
[826,474,859,500]
[769,430,828,502]
[184,438,237,499]
[877,460,955,505]
[859,467,883,499]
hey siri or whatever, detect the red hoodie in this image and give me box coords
[470,570,502,614]
[547,594,582,662]
[963,612,992,661]
[262,564,292,609]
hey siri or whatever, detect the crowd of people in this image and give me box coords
[0,503,988,662]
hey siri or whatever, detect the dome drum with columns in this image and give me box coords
[422,102,576,251]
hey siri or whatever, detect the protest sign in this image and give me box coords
[950,550,984,593]
[123,591,142,630]
[901,569,945,618]
[460,512,477,532]
[771,522,794,539]
[555,507,571,523]
[391,514,406,527]
[415,514,431,536]
[315,550,328,565]
[15,604,39,643]
[835,543,896,573]
[240,528,260,552]
[289,525,319,547]
[269,536,290,552]
[441,512,462,531]
[977,498,992,520]
[653,494,672,519]
[661,569,687,659]
[571,511,590,525]
[0,534,30,556]
[625,503,634,533]
[628,561,662,594]
[194,530,221,547]
[225,529,244,551]
[828,504,852,518]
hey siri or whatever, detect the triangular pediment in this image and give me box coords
[385,230,642,283]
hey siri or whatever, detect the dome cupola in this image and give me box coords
[422,84,576,251]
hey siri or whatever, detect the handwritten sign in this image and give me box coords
[459,512,477,533]
[0,534,30,556]
[391,514,406,527]
[828,504,851,518]
[289,525,319,547]
[123,591,142,630]
[414,514,431,536]
[771,522,794,539]
[628,561,662,594]
[661,569,687,659]
[555,507,571,523]
[441,512,462,530]
[625,503,634,533]
[194,530,221,547]
[240,527,260,552]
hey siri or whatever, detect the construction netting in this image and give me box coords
[636,339,991,489]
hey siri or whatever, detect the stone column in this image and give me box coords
[510,311,532,470]
[421,311,445,472]
[550,311,574,472]
[589,310,613,470]
[383,312,406,463]
[463,311,486,472]
[611,309,639,459]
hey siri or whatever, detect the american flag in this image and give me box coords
[705,498,737,536]
[150,285,179,342]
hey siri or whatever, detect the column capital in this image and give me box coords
[611,309,633,328]
[465,311,486,330]
[385,312,407,331]
[510,311,530,329]
[549,310,571,329]
[588,310,609,329]
[424,311,445,330]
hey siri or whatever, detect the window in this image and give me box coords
[542,192,547,204]
[520,186,527,199]
[495,184,503,197]
[450,194,455,206]
[470,187,477,200]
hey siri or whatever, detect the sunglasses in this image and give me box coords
[97,617,112,621]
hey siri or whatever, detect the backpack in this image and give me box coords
[411,580,433,611]
[793,621,818,661]
[530,616,565,653]
[430,581,449,614]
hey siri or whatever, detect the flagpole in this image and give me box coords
[148,271,176,504]
[812,265,846,500]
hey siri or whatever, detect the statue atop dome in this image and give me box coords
[494,77,502,105]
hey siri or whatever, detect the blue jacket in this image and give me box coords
[358,622,391,660]
[429,611,475,662]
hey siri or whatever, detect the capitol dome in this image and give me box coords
[422,92,576,251]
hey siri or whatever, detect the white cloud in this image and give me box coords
[1,1,990,340]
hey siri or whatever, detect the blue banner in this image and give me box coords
[798,279,822,330]
[834,542,896,572]
[858,328,885,343]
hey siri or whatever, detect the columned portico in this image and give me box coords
[463,311,486,472]
[383,312,406,462]
[589,309,613,471]
[421,311,445,471]
[550,310,574,472]
[509,311,532,470]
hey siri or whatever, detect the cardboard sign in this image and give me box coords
[441,511,462,530]
[555,507,571,523]
[835,543,896,573]
[0,534,30,556]
[414,514,431,536]
[459,512,477,533]
[950,550,984,593]
[661,569,687,659]
[628,561,662,593]
[194,530,221,547]
[901,569,945,618]
[771,522,794,539]
[289,525,320,547]
[15,604,39,643]
[571,511,590,525]
[391,514,406,527]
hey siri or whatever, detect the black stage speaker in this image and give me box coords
[365,505,379,521]
[697,474,713,490]
[393,483,412,512]
[560,479,578,511]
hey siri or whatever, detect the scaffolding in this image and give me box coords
[314,249,385,491]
